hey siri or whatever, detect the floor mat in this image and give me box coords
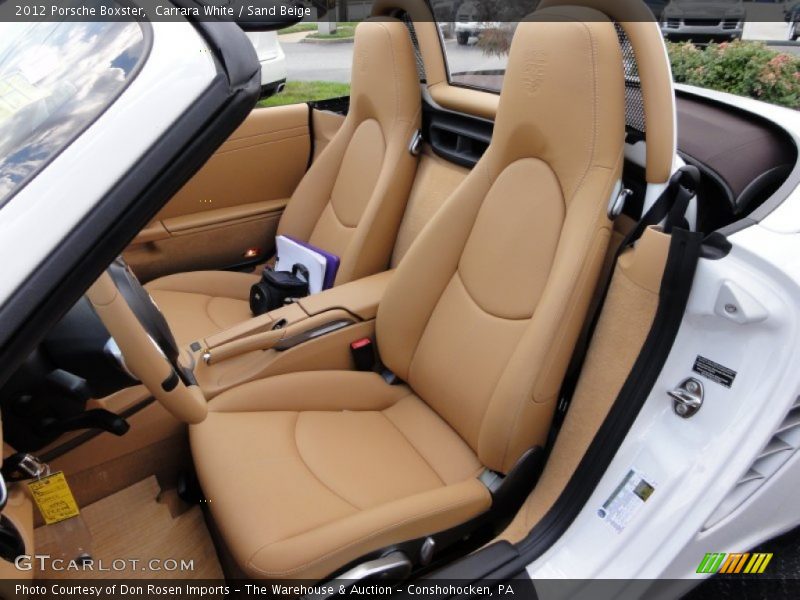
[34,476,223,580]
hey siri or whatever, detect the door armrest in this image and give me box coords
[163,199,288,235]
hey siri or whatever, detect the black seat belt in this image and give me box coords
[547,165,700,449]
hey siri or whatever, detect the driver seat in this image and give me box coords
[190,8,625,581]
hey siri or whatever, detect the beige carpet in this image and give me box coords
[34,477,223,580]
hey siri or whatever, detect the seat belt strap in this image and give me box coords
[547,165,700,449]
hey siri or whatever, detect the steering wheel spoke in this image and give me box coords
[86,270,208,425]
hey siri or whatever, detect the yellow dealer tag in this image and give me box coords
[27,471,80,525]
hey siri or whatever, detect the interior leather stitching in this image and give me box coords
[407,162,494,382]
[325,197,357,230]
[376,21,400,124]
[532,14,600,205]
[247,493,486,576]
[327,119,383,229]
[292,412,361,512]
[497,185,613,469]
[453,269,531,322]
[455,159,562,320]
[381,408,448,487]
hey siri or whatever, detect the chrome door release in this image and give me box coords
[669,377,704,418]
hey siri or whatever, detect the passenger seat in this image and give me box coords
[189,7,626,580]
[146,19,422,345]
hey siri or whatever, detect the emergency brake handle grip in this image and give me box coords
[42,409,131,437]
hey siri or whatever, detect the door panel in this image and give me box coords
[125,104,311,282]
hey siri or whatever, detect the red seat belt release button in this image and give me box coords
[350,338,375,372]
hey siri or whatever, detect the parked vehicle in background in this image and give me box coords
[455,0,500,45]
[660,0,745,42]
[645,0,669,19]
[785,0,800,40]
[245,31,287,97]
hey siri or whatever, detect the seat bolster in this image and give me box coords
[144,271,259,345]
[247,479,491,580]
[207,371,413,414]
[145,270,260,301]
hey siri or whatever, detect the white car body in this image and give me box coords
[245,31,287,96]
[2,11,800,596]
[530,86,800,594]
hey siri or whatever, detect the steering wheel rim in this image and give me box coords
[107,258,182,370]
[86,269,207,425]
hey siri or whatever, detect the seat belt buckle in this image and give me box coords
[350,338,375,372]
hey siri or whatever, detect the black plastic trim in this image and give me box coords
[161,370,179,393]
[322,448,545,584]
[679,150,736,214]
[37,396,156,464]
[309,95,351,116]
[701,231,733,260]
[416,541,520,582]
[424,101,494,168]
[0,22,260,391]
[306,102,316,171]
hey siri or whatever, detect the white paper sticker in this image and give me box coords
[597,468,655,533]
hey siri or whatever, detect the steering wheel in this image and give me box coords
[86,259,207,424]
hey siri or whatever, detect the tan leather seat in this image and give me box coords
[146,18,422,345]
[190,7,625,581]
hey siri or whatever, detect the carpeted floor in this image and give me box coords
[34,476,223,580]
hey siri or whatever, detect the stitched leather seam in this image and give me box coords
[246,494,485,577]
[327,119,383,229]
[569,20,600,205]
[454,269,531,322]
[407,162,493,382]
[382,408,447,487]
[292,412,361,512]
[498,182,613,469]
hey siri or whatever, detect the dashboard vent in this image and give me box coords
[704,395,800,529]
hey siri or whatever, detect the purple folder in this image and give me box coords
[285,236,340,290]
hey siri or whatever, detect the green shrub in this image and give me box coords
[666,40,800,109]
[476,25,515,58]
[475,34,800,109]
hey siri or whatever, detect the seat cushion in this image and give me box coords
[145,270,259,345]
[189,371,491,580]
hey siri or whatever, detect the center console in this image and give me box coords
[188,270,394,399]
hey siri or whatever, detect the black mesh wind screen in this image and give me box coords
[615,23,647,136]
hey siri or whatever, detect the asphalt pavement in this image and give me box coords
[282,26,798,85]
[282,37,506,84]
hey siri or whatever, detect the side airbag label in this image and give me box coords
[693,355,736,388]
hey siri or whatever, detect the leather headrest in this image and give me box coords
[483,6,625,206]
[349,18,421,129]
[539,0,676,183]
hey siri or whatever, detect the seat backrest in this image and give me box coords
[277,19,421,286]
[377,7,625,474]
